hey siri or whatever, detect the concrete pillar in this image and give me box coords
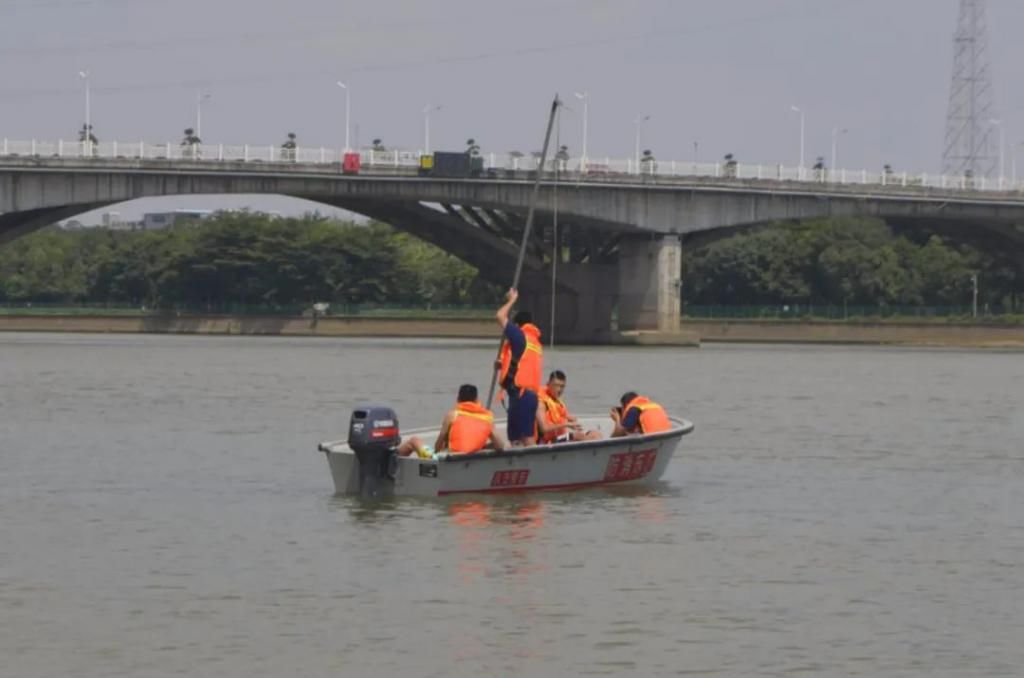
[516,236,685,343]
[518,263,617,345]
[616,235,681,333]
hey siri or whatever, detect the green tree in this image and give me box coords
[911,236,976,305]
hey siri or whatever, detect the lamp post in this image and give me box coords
[790,105,805,179]
[1012,141,1024,188]
[989,118,1005,186]
[336,81,350,151]
[574,91,588,170]
[633,114,650,172]
[422,103,441,154]
[78,70,91,152]
[971,273,978,319]
[831,127,847,175]
[196,92,211,139]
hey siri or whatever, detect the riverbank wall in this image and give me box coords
[0,314,496,338]
[681,319,1024,348]
[1,314,1022,348]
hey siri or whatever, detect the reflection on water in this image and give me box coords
[449,500,547,582]
[2,334,1023,677]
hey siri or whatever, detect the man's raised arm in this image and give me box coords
[495,288,518,329]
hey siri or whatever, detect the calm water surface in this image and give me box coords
[1,333,1022,677]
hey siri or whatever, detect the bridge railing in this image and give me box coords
[3,138,1023,195]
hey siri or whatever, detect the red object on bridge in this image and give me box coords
[342,152,361,174]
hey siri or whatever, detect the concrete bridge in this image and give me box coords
[3,151,1024,342]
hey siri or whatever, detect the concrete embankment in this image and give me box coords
[0,314,496,338]
[683,319,1024,348]
[1,314,1022,348]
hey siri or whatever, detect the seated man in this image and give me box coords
[433,384,506,454]
[537,370,602,443]
[610,391,672,437]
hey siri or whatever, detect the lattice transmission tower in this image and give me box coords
[943,0,998,178]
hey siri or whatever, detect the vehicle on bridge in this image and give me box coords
[342,152,361,175]
[417,151,486,178]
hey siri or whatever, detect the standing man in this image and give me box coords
[495,288,543,446]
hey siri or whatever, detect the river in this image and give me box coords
[1,333,1022,677]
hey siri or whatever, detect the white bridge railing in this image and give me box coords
[2,138,1021,194]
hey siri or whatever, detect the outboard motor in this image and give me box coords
[348,405,400,498]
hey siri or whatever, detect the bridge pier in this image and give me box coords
[616,235,682,334]
[520,264,617,345]
[517,235,685,344]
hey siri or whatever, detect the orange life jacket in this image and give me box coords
[538,386,570,443]
[623,396,671,434]
[499,323,543,394]
[448,401,494,454]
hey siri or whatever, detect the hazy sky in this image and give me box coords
[2,0,1023,221]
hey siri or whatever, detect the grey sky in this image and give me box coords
[2,0,1022,221]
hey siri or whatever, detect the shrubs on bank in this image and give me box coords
[0,213,501,310]
[0,213,1020,315]
[683,217,1022,313]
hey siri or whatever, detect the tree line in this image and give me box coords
[683,217,1021,312]
[0,213,499,310]
[0,213,1020,313]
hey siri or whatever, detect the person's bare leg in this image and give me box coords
[396,436,424,457]
[571,430,602,441]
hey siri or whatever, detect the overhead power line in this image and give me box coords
[0,5,829,100]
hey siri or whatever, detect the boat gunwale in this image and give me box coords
[318,417,694,462]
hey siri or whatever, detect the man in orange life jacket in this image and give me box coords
[495,288,543,446]
[434,384,505,454]
[610,391,672,437]
[536,370,602,443]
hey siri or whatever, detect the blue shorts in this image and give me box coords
[506,388,538,442]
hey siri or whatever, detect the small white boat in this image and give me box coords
[318,415,695,497]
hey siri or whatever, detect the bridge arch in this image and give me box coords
[3,158,1024,340]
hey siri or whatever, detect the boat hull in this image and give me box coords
[320,417,693,497]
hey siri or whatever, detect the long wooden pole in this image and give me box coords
[485,95,561,410]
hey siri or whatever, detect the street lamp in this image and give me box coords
[336,80,350,151]
[790,105,805,178]
[574,91,588,170]
[196,92,211,140]
[1012,141,1024,187]
[78,70,91,151]
[422,103,441,154]
[831,127,848,175]
[989,118,1005,186]
[970,273,978,318]
[633,114,650,172]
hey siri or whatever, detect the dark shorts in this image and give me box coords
[506,388,538,442]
